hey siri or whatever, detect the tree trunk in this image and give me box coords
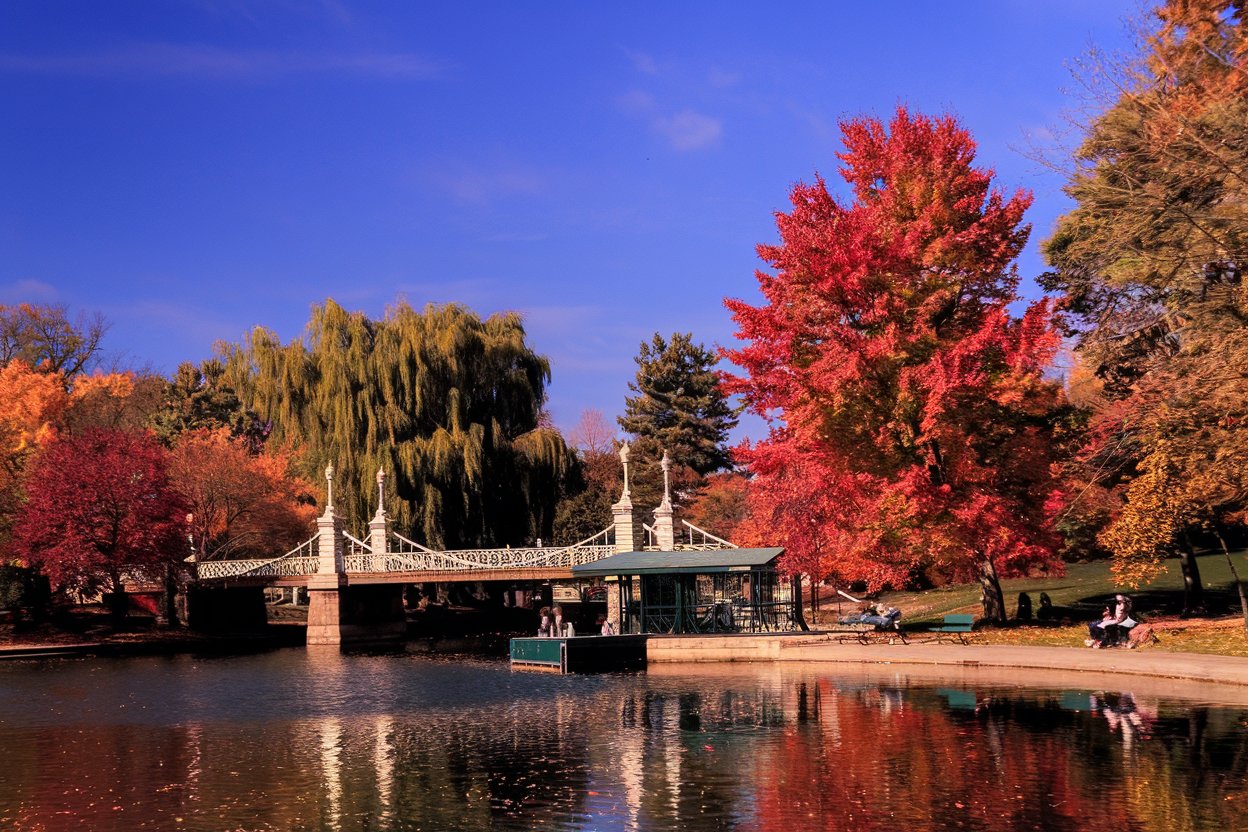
[978,557,1006,624]
[792,574,809,631]
[108,571,128,626]
[1214,524,1248,634]
[163,563,180,628]
[1178,532,1205,617]
[811,579,819,625]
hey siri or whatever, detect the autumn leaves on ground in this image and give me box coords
[3,0,1248,660]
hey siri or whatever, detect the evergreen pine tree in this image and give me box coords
[618,333,737,517]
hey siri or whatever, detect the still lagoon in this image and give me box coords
[1,649,1245,831]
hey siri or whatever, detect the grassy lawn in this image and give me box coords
[806,550,1248,657]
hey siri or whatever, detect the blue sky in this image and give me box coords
[0,1,1136,441]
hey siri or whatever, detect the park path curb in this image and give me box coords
[776,640,1248,687]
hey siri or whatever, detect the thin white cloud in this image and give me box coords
[516,304,606,330]
[707,67,742,88]
[623,48,660,76]
[0,42,445,80]
[616,89,656,115]
[653,109,722,151]
[421,163,547,205]
[0,279,61,304]
[617,90,723,152]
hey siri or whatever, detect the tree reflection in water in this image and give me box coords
[0,654,1245,831]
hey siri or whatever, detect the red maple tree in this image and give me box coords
[725,109,1067,620]
[13,428,188,618]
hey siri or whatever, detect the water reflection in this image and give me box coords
[0,653,1246,831]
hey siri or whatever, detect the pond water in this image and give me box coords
[0,649,1245,831]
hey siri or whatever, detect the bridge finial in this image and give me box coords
[619,442,631,497]
[325,462,335,512]
[376,466,387,516]
[660,449,672,507]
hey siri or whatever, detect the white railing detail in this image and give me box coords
[681,519,737,549]
[197,527,617,580]
[195,534,321,580]
[344,532,372,556]
[352,544,615,573]
[642,520,737,551]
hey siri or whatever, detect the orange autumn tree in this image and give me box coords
[685,472,751,542]
[65,370,165,434]
[725,109,1068,621]
[0,361,68,550]
[1043,0,1247,614]
[168,428,317,561]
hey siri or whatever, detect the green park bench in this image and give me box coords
[929,613,975,644]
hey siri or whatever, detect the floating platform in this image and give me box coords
[509,635,649,673]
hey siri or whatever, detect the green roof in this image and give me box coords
[571,547,784,577]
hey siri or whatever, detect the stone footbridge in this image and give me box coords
[191,451,733,645]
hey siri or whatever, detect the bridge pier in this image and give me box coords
[304,467,406,647]
[307,584,407,647]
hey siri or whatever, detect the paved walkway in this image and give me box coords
[778,639,1248,687]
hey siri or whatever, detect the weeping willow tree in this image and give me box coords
[219,299,571,548]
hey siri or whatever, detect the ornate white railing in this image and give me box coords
[195,534,321,580]
[681,519,737,549]
[198,526,619,579]
[346,532,614,573]
[642,520,736,551]
[344,532,372,556]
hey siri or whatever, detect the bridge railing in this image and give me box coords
[680,520,737,550]
[343,532,372,556]
[195,524,625,580]
[641,520,737,552]
[195,534,321,580]
[341,532,614,573]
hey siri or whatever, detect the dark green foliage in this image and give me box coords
[551,454,616,545]
[219,299,571,548]
[619,332,737,477]
[152,360,244,443]
[151,360,273,452]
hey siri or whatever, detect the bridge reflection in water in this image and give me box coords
[2,651,1247,831]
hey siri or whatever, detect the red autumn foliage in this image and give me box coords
[13,429,188,608]
[724,109,1067,618]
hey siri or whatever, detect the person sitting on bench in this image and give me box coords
[1088,594,1135,648]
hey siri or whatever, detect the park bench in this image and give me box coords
[830,608,909,645]
[829,621,909,645]
[929,613,975,644]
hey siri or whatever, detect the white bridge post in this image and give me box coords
[611,442,645,554]
[608,443,645,635]
[652,449,676,551]
[369,467,389,560]
[308,463,347,645]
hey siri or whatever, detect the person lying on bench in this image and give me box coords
[840,603,901,629]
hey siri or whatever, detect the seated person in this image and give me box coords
[1087,605,1114,646]
[1088,594,1136,648]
